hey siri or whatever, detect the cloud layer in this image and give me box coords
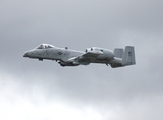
[1,0,163,120]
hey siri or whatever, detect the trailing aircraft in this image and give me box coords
[23,44,136,68]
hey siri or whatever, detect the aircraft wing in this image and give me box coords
[82,51,102,58]
[67,51,103,64]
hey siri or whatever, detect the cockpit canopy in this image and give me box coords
[36,44,54,49]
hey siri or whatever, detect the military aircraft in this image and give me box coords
[23,44,136,68]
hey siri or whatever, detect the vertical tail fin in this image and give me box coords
[122,46,136,66]
[114,48,123,58]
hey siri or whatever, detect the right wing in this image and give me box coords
[67,51,103,65]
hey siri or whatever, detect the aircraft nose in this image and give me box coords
[23,52,29,57]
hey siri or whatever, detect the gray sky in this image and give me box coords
[1,0,163,120]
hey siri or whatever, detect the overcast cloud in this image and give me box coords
[0,0,163,120]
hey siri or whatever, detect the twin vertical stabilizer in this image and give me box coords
[122,46,136,66]
[113,46,136,68]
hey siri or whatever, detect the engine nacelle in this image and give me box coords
[85,47,114,60]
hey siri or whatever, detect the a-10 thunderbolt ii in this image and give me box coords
[23,44,136,68]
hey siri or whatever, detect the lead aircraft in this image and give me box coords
[23,44,136,68]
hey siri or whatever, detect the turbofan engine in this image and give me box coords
[85,47,115,60]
